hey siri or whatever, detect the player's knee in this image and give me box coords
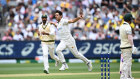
[74,53,81,58]
[127,58,132,66]
[122,63,127,71]
[124,57,132,66]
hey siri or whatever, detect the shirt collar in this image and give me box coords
[123,21,129,24]
[41,21,49,29]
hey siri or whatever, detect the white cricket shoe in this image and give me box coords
[59,63,69,71]
[55,61,60,67]
[87,60,93,71]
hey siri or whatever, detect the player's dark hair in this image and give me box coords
[55,10,63,16]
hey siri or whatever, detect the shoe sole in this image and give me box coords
[59,69,65,71]
[59,68,69,71]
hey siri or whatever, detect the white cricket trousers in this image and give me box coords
[41,43,59,70]
[56,37,89,64]
[120,48,132,79]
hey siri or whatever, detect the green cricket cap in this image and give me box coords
[41,14,47,18]
[124,13,134,21]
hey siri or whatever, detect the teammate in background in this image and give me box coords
[119,13,137,79]
[38,15,60,74]
[51,10,92,71]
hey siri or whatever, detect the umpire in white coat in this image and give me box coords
[38,15,59,74]
[119,13,137,79]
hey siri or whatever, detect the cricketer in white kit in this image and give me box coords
[38,15,59,74]
[51,10,92,71]
[119,13,137,79]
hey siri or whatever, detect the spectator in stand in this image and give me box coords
[107,8,114,20]
[101,6,108,16]
[83,26,89,39]
[92,17,100,30]
[114,10,120,22]
[33,29,39,40]
[116,0,124,13]
[24,28,33,40]
[123,1,132,13]
[33,8,39,25]
[7,28,14,37]
[72,22,83,40]
[26,20,37,32]
[89,29,97,40]
[13,8,24,23]
[132,0,139,8]
[101,0,109,7]
[96,30,105,40]
[131,8,138,18]
[134,14,140,39]
[138,5,140,16]
[108,1,116,10]
[2,32,13,41]
[6,8,15,25]
[13,31,24,41]
[102,13,110,24]
[80,34,88,40]
[106,20,117,39]
[13,20,25,32]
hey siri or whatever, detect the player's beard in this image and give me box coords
[43,20,46,24]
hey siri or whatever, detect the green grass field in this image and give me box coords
[0,62,140,79]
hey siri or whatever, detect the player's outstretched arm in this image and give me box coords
[50,22,57,27]
[68,14,83,23]
[49,25,55,35]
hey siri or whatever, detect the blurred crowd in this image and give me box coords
[0,0,140,41]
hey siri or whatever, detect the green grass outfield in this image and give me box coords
[0,62,140,79]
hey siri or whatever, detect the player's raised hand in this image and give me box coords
[79,14,83,19]
[68,9,83,23]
